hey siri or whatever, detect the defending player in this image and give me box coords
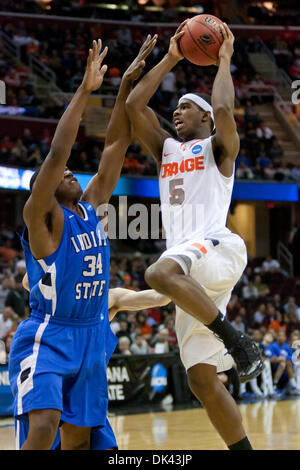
[19,273,171,450]
[9,36,157,450]
[126,23,262,449]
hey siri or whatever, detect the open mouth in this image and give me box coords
[174,119,184,130]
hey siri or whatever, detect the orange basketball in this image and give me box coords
[179,14,224,66]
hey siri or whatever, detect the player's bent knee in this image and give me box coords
[187,365,221,405]
[145,264,166,290]
[29,420,58,446]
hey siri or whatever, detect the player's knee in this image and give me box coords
[145,263,168,292]
[188,369,219,405]
[29,419,58,447]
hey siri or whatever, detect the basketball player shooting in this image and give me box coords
[8,36,157,450]
[126,22,262,450]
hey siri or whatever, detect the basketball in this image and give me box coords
[179,14,224,66]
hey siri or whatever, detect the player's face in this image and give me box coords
[173,100,210,140]
[55,167,83,202]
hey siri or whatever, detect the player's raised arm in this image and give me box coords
[108,288,171,321]
[211,23,240,176]
[125,22,188,163]
[22,272,170,321]
[23,39,108,259]
[82,35,157,208]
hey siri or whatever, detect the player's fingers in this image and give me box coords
[225,23,235,41]
[99,64,108,78]
[87,48,93,67]
[92,39,98,61]
[175,18,189,35]
[97,38,102,56]
[219,23,227,40]
[141,36,157,58]
[99,46,108,64]
[172,30,185,42]
[140,34,156,54]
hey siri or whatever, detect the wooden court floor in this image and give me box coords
[1,398,300,450]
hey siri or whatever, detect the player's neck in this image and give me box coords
[59,199,82,216]
[181,129,210,142]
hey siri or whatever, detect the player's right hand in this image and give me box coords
[167,19,189,62]
[123,34,157,82]
[81,39,108,93]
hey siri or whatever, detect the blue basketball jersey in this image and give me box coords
[21,201,110,325]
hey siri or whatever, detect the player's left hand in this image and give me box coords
[216,23,235,65]
[124,34,158,82]
[81,39,108,93]
[34,0,53,10]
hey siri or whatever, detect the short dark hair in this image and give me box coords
[29,167,41,192]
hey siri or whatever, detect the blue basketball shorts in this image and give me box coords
[9,314,109,427]
[15,417,117,450]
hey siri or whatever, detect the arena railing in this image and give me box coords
[1,11,300,34]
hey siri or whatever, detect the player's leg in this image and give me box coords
[145,257,219,324]
[187,363,252,449]
[145,257,262,382]
[21,409,61,450]
[145,237,263,382]
[60,423,91,450]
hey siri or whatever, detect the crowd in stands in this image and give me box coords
[1,217,300,402]
[0,0,215,24]
[1,17,299,181]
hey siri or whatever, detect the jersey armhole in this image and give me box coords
[209,136,235,183]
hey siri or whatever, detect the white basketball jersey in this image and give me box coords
[159,136,234,249]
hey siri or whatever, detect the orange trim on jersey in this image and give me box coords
[192,243,207,254]
[189,139,204,149]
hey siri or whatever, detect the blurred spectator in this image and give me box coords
[116,320,132,343]
[130,334,152,355]
[272,330,300,394]
[117,336,132,356]
[152,327,172,354]
[4,275,28,318]
[4,327,17,362]
[242,279,259,299]
[0,306,16,340]
[164,315,178,348]
[231,314,246,333]
[267,312,287,334]
[254,275,270,297]
[253,303,267,327]
[0,240,17,266]
[261,256,280,273]
[135,311,152,341]
[284,297,300,321]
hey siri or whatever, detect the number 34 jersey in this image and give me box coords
[159,136,235,250]
[21,201,110,324]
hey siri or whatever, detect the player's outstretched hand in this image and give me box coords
[216,23,235,66]
[123,34,158,82]
[167,19,189,62]
[81,39,108,93]
[34,0,53,10]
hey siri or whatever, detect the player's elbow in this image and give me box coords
[125,96,142,115]
[161,297,171,306]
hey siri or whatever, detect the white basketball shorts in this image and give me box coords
[159,232,247,372]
